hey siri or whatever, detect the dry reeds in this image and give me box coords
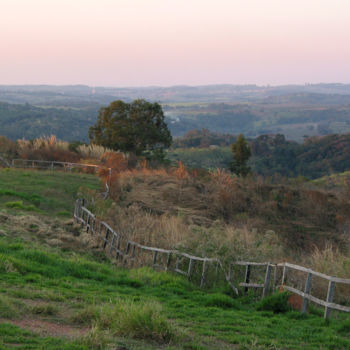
[77,144,114,159]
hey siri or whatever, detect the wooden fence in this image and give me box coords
[74,199,350,319]
[229,261,350,319]
[74,198,238,293]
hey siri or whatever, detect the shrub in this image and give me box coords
[17,135,80,162]
[108,300,174,343]
[74,300,175,344]
[5,201,37,211]
[203,293,241,309]
[256,292,291,314]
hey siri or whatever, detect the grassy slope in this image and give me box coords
[0,169,349,349]
[0,168,100,216]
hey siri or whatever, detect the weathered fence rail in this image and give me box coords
[12,159,101,172]
[74,198,350,319]
[278,262,350,319]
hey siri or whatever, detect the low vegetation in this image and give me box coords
[0,217,349,349]
[0,138,350,348]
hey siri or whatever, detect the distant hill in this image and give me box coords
[0,101,97,141]
[1,84,350,141]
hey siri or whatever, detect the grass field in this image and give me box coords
[0,168,100,216]
[0,168,349,349]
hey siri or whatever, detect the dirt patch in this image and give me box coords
[0,318,88,338]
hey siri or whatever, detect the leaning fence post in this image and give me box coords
[103,229,110,249]
[153,251,158,266]
[324,280,336,319]
[244,264,251,294]
[263,263,272,298]
[302,271,313,314]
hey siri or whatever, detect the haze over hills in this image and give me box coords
[1,84,350,141]
[2,83,350,105]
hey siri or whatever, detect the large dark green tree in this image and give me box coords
[230,134,251,176]
[89,99,172,158]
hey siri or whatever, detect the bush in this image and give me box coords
[5,201,37,211]
[256,292,291,314]
[202,293,241,309]
[73,300,174,344]
[106,300,174,343]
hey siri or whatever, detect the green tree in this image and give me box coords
[230,134,251,176]
[89,99,172,159]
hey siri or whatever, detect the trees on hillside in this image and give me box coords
[230,134,251,176]
[89,99,172,159]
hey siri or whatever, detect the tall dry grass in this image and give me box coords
[77,144,114,159]
[16,135,80,162]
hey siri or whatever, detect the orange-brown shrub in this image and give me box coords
[100,152,128,172]
[173,161,189,181]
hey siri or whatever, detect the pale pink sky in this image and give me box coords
[1,0,350,86]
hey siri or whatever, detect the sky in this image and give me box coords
[1,0,350,86]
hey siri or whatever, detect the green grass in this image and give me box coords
[0,168,100,216]
[0,235,348,349]
[0,168,349,349]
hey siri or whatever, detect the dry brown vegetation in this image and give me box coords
[83,164,350,275]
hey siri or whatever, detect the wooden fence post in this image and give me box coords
[302,272,313,314]
[166,253,172,271]
[200,260,207,288]
[244,264,251,294]
[281,264,287,285]
[109,233,116,254]
[263,264,272,298]
[86,215,90,233]
[153,251,158,266]
[103,229,110,249]
[115,234,121,259]
[188,258,194,281]
[324,281,336,319]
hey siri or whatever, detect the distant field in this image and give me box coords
[0,168,100,216]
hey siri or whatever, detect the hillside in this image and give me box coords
[0,168,349,349]
[168,132,350,179]
[0,102,97,141]
[2,84,350,142]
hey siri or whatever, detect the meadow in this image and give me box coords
[0,168,349,349]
